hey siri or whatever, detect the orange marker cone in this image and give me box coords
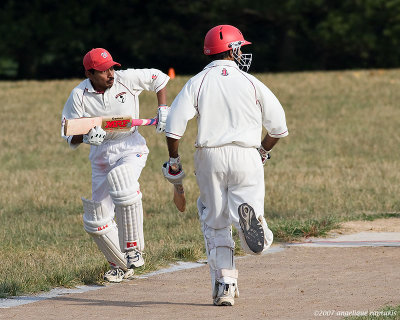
[168,68,175,79]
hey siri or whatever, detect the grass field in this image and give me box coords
[0,69,399,298]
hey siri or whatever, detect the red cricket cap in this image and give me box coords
[83,48,121,71]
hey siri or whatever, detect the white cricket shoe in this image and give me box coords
[213,282,238,306]
[126,250,145,269]
[103,267,134,283]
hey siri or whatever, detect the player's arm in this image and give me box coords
[167,137,179,158]
[261,134,280,151]
[255,79,288,164]
[156,87,169,133]
[61,89,106,148]
[61,89,85,149]
[70,135,83,144]
[124,68,170,133]
[162,81,196,184]
[157,87,167,106]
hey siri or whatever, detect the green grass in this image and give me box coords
[344,305,400,319]
[0,69,399,297]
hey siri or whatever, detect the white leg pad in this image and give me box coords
[82,197,127,270]
[114,200,144,252]
[203,224,237,284]
[198,198,237,284]
[237,215,273,255]
[107,164,144,252]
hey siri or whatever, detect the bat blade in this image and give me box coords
[173,184,186,212]
[64,117,102,135]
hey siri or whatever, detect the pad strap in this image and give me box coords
[207,237,235,251]
[216,268,238,280]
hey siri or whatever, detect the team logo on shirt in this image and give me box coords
[221,68,229,76]
[152,74,158,81]
[115,92,126,103]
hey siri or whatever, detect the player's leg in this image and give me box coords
[198,199,239,306]
[84,159,134,283]
[195,148,238,306]
[81,197,134,282]
[228,147,273,254]
[107,164,145,270]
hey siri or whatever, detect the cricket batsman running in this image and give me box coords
[61,48,169,282]
[162,25,288,306]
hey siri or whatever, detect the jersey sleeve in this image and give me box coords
[61,88,86,149]
[122,68,169,93]
[165,80,197,139]
[255,79,289,138]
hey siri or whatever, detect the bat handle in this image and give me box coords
[131,118,158,126]
[174,184,184,194]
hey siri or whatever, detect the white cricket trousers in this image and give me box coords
[89,132,149,215]
[194,145,266,230]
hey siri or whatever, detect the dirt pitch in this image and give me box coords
[1,219,399,320]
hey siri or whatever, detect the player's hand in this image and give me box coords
[257,146,271,165]
[156,105,170,133]
[162,156,186,184]
[83,126,106,146]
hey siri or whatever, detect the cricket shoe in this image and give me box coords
[126,249,145,269]
[103,267,134,283]
[238,203,264,254]
[213,282,238,306]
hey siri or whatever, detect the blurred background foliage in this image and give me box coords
[1,0,400,79]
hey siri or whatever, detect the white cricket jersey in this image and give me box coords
[166,60,288,148]
[61,68,169,146]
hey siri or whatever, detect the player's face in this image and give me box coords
[87,67,115,92]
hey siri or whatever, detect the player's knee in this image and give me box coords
[82,197,114,235]
[203,225,235,268]
[82,197,126,269]
[107,164,142,206]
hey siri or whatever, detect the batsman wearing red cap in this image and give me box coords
[162,25,288,306]
[61,48,170,283]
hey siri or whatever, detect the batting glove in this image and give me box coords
[257,145,271,165]
[162,156,186,185]
[156,105,170,133]
[83,126,106,146]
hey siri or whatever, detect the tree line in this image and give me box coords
[1,0,400,79]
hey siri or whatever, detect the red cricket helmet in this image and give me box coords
[203,25,251,55]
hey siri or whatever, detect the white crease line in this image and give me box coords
[288,240,400,248]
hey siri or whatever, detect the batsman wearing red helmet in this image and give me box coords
[162,25,289,306]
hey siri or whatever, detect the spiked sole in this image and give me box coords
[213,298,234,306]
[238,203,264,253]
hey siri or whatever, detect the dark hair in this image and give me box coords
[87,69,95,74]
[208,50,231,60]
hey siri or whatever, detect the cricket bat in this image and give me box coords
[173,184,186,212]
[64,116,158,136]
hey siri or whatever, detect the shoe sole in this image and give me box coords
[127,259,144,269]
[238,203,264,253]
[123,269,135,280]
[213,298,234,306]
[103,277,123,283]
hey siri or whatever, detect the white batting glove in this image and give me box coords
[83,126,106,146]
[257,145,271,165]
[156,105,170,133]
[162,156,186,185]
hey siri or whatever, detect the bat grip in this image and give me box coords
[131,118,158,126]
